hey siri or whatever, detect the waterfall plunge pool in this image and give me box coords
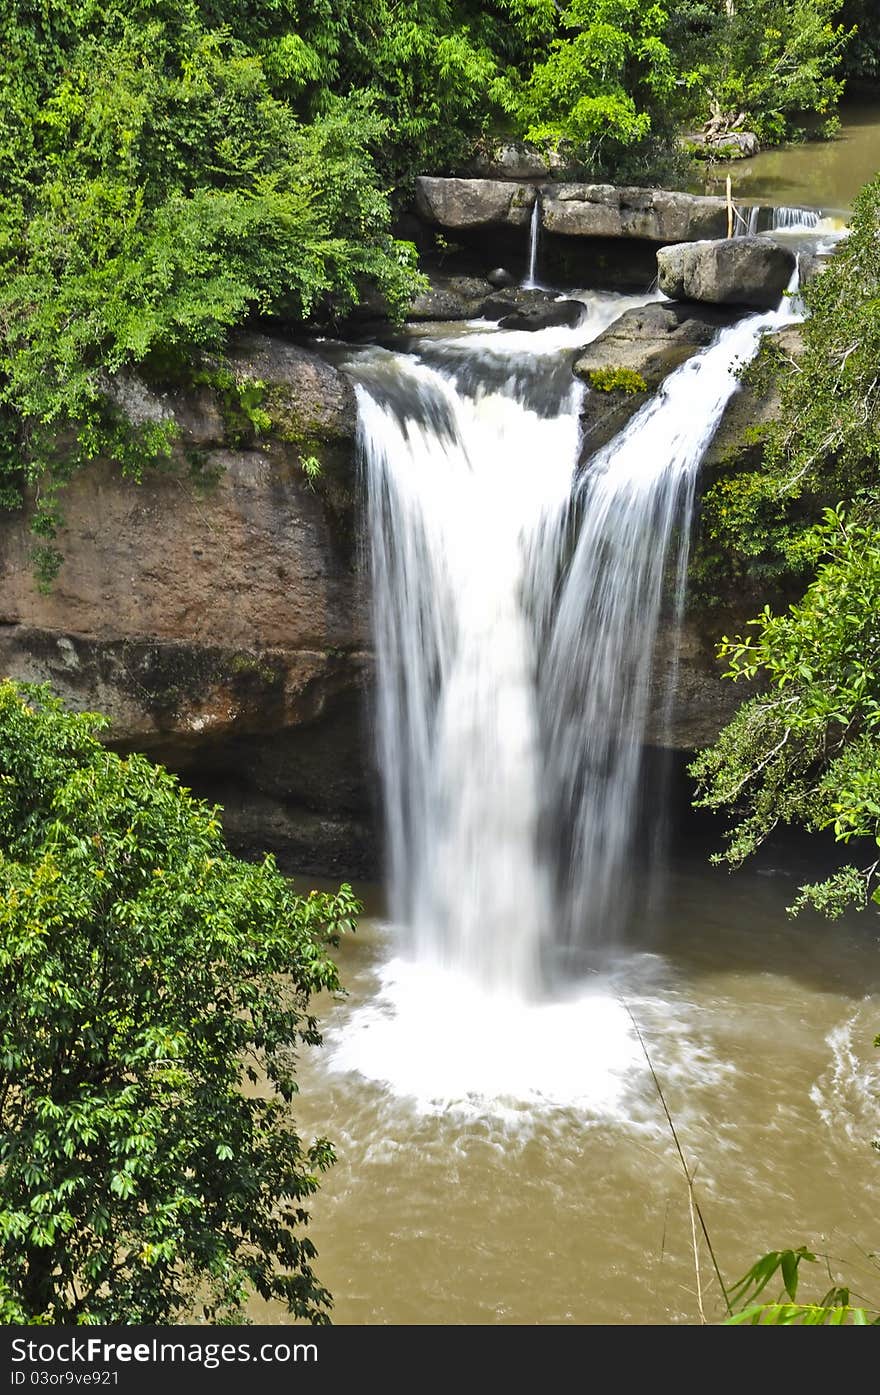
[254,839,880,1325]
[266,282,880,1324]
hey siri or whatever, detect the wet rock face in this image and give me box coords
[414,176,537,230]
[0,331,377,875]
[657,237,798,309]
[574,301,740,457]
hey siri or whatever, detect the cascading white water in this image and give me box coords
[734,204,761,236]
[522,197,542,289]
[543,288,798,952]
[773,205,822,232]
[351,279,799,1004]
[355,351,583,996]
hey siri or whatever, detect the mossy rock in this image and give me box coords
[587,366,648,394]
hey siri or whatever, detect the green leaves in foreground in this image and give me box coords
[0,680,361,1324]
[691,507,880,917]
[726,1248,878,1325]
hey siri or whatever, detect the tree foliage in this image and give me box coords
[680,0,850,144]
[698,175,880,598]
[0,0,870,563]
[0,680,360,1324]
[688,162,880,923]
[494,1,693,183]
[691,509,880,916]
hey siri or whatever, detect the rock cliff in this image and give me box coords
[0,285,796,871]
[0,332,376,876]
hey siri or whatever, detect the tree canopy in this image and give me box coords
[0,0,871,568]
[0,680,360,1324]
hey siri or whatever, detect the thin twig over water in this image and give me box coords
[621,999,732,1320]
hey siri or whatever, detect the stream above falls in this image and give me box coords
[693,101,880,216]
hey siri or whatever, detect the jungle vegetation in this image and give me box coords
[0,0,865,565]
[0,680,360,1323]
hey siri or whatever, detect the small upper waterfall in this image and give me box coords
[772,205,822,232]
[542,292,798,950]
[351,279,799,1000]
[522,196,542,289]
[734,204,761,236]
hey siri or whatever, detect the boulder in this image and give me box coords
[407,275,495,321]
[574,301,738,388]
[414,176,536,230]
[541,184,731,242]
[657,237,798,309]
[499,298,586,331]
[480,287,560,320]
[481,287,590,329]
[462,141,576,180]
[487,266,516,289]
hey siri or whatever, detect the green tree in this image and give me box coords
[697,175,880,600]
[674,0,850,144]
[495,0,693,182]
[0,680,360,1324]
[691,509,880,916]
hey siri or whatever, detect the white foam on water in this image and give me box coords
[325,951,645,1120]
[811,1010,880,1145]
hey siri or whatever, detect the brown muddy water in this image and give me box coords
[253,851,880,1326]
[694,102,880,215]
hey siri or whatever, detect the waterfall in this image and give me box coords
[734,204,761,236]
[542,289,798,953]
[772,205,821,232]
[352,279,799,1000]
[355,356,579,995]
[522,196,542,289]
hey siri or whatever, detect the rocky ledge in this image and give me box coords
[573,301,740,456]
[415,176,753,244]
[414,177,536,229]
[540,183,734,241]
[0,333,376,876]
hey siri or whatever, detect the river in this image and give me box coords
[256,838,880,1324]
[693,101,880,215]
